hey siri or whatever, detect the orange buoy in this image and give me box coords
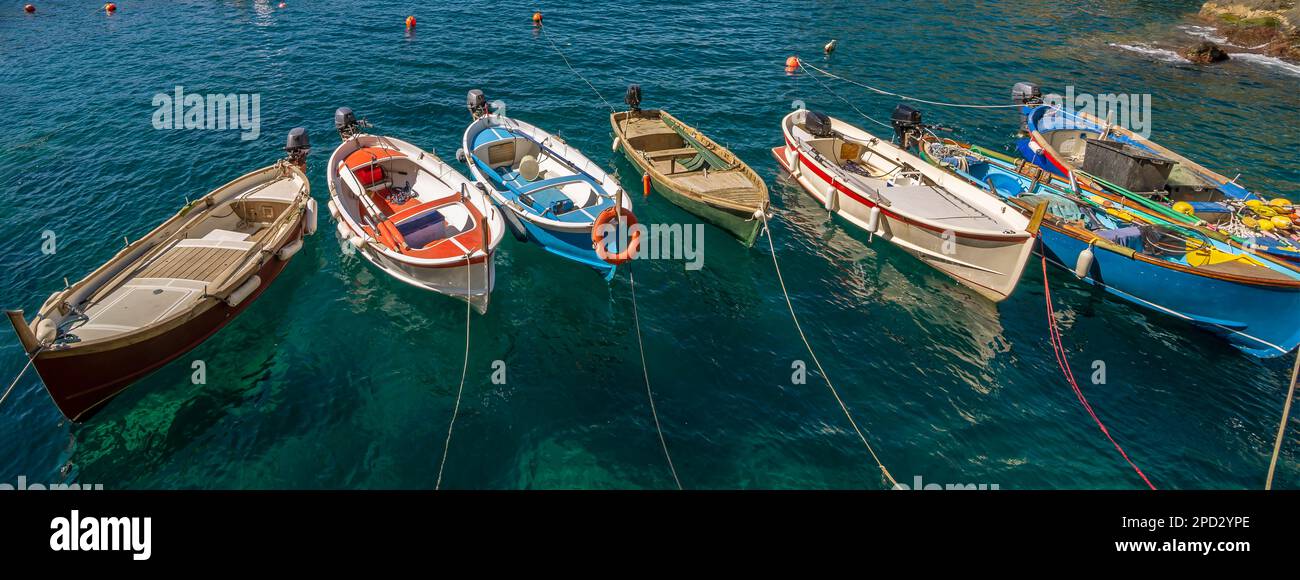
[405,15,416,28]
[24,4,35,13]
[104,2,116,12]
[532,12,543,25]
[642,173,652,197]
[785,56,800,69]
[592,207,641,265]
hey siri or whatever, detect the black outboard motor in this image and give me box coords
[467,89,488,118]
[804,110,834,138]
[625,84,642,112]
[334,107,359,140]
[285,127,310,169]
[891,104,923,147]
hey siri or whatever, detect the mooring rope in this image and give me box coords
[798,60,891,130]
[539,26,616,113]
[1265,349,1300,489]
[799,61,1023,109]
[538,24,680,488]
[1040,254,1155,489]
[435,254,474,490]
[0,347,44,410]
[760,213,897,487]
[628,262,682,489]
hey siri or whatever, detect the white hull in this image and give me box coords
[777,111,1037,302]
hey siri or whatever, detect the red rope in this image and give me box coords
[1041,254,1156,489]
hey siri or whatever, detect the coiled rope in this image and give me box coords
[538,23,681,488]
[799,60,1024,109]
[760,213,897,487]
[435,254,475,490]
[1041,254,1155,489]
[1265,350,1299,489]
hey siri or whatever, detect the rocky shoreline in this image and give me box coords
[1196,1,1300,62]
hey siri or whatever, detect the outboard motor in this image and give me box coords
[625,84,642,112]
[804,110,834,138]
[284,127,310,169]
[1012,82,1042,107]
[891,104,923,148]
[1013,82,1042,132]
[334,107,359,140]
[467,89,488,119]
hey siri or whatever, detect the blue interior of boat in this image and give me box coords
[470,126,613,224]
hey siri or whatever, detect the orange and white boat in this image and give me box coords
[326,108,505,313]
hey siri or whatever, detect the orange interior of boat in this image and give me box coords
[344,146,486,260]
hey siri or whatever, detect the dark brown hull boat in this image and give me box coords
[7,132,317,421]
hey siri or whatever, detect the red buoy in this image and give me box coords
[104,2,116,12]
[532,12,543,25]
[785,56,800,69]
[24,4,36,13]
[642,173,652,198]
[405,15,416,28]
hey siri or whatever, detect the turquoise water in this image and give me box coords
[2,0,1297,489]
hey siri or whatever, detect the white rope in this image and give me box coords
[628,263,682,489]
[0,347,43,409]
[539,26,616,114]
[435,255,474,490]
[760,214,897,487]
[540,24,680,489]
[800,61,891,130]
[1265,349,1300,489]
[800,61,1023,109]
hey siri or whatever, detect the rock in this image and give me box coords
[1183,41,1232,63]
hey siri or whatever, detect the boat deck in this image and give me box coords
[620,115,765,210]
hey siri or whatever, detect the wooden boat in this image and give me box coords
[1014,86,1300,264]
[5,130,317,421]
[611,85,769,246]
[460,90,634,280]
[327,108,504,313]
[773,108,1042,302]
[918,129,1300,358]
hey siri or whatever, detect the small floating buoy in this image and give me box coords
[278,2,286,7]
[533,11,543,25]
[642,173,652,198]
[785,55,800,69]
[104,2,116,13]
[405,15,416,28]
[24,4,35,13]
[824,39,838,56]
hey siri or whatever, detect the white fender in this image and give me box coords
[34,318,56,344]
[1074,245,1095,279]
[224,276,262,308]
[611,138,620,152]
[866,206,881,233]
[276,239,303,261]
[304,198,318,235]
[327,198,341,220]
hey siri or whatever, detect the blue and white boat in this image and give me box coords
[917,130,1300,358]
[459,91,633,280]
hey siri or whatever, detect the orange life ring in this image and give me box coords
[592,206,640,265]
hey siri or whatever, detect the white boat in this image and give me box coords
[773,108,1041,301]
[327,108,505,313]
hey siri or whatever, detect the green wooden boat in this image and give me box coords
[611,96,769,246]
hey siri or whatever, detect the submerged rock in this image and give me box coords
[1183,40,1232,63]
[1199,1,1300,61]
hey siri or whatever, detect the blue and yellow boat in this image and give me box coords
[914,129,1300,358]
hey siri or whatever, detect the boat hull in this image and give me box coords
[773,144,1033,302]
[25,219,305,422]
[1037,226,1300,357]
[615,145,763,246]
[339,226,495,313]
